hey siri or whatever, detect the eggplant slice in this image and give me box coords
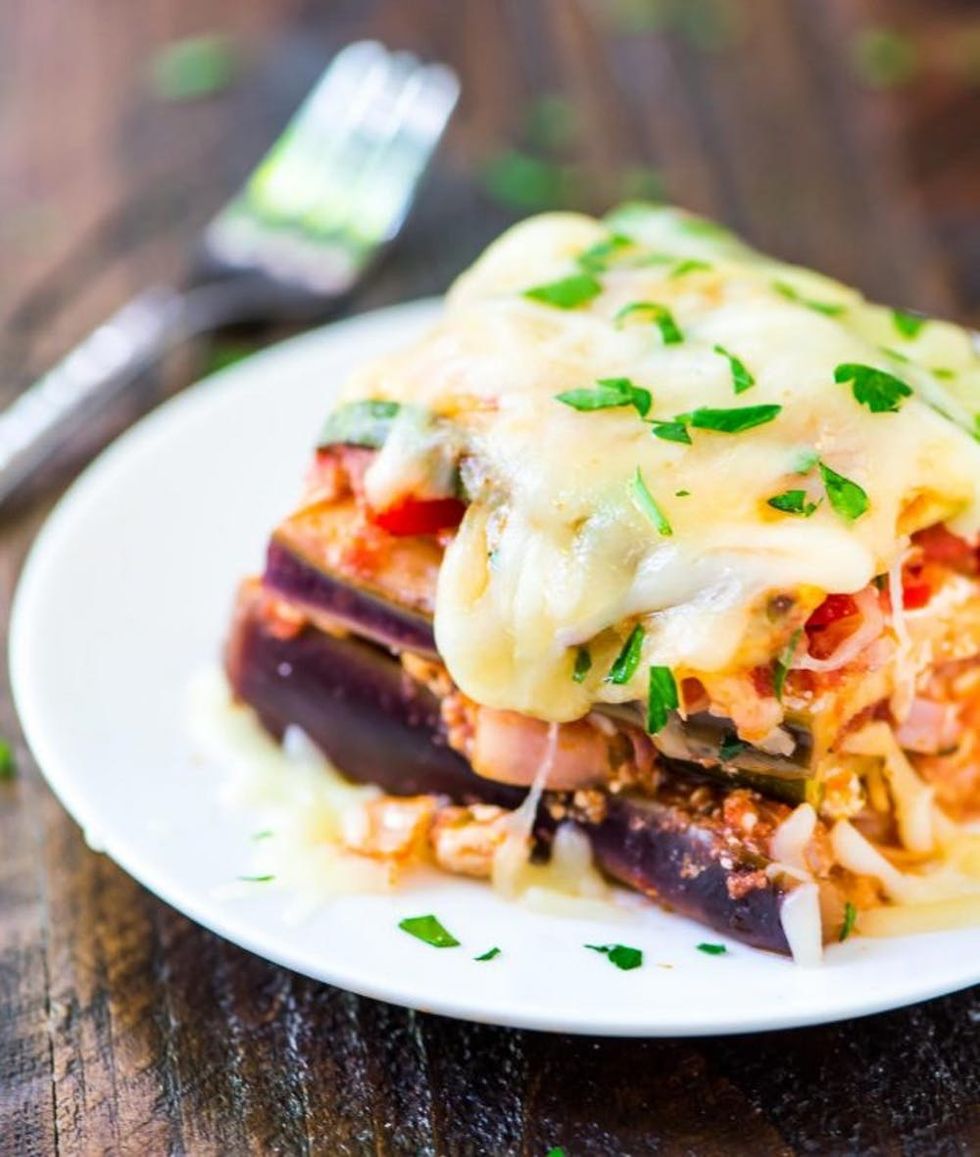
[226,589,793,954]
[264,539,439,659]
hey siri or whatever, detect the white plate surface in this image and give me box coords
[11,298,980,1036]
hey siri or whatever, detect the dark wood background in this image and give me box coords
[3,1,980,1152]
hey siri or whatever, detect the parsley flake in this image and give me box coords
[891,309,927,339]
[586,943,644,970]
[675,489,691,497]
[630,468,673,536]
[398,914,460,948]
[819,461,870,522]
[577,233,634,273]
[607,625,645,685]
[546,1149,567,1157]
[525,273,601,310]
[718,736,747,762]
[670,258,712,278]
[475,946,502,962]
[650,419,692,445]
[839,901,858,942]
[835,362,913,413]
[0,739,15,781]
[932,367,955,381]
[697,942,728,955]
[774,280,847,317]
[680,404,781,434]
[767,489,819,517]
[556,377,651,417]
[572,646,592,684]
[714,345,755,394]
[773,629,802,702]
[251,829,274,841]
[238,874,275,883]
[647,665,679,733]
[614,301,684,344]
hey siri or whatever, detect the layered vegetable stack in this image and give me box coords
[226,205,980,960]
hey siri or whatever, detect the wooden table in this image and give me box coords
[3,2,979,1152]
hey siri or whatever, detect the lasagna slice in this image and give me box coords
[226,205,980,959]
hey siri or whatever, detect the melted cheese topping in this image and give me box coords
[343,206,980,722]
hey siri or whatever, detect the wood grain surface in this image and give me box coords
[2,1,979,1153]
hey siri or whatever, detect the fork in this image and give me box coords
[0,41,459,508]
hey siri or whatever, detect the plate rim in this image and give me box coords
[10,296,980,1037]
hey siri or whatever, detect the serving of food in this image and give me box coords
[223,202,980,965]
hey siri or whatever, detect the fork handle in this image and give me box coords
[0,282,266,509]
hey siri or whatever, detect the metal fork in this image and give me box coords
[0,41,459,507]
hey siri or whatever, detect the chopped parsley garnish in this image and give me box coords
[546,1149,567,1157]
[880,346,910,364]
[773,628,802,702]
[586,943,644,970]
[0,739,15,781]
[630,468,673,536]
[556,377,651,417]
[819,461,870,522]
[572,646,592,684]
[614,301,684,344]
[525,272,602,309]
[714,345,755,394]
[932,367,955,381]
[670,258,712,278]
[251,829,274,841]
[767,489,819,517]
[475,946,502,962]
[607,625,645,685]
[238,874,275,883]
[577,233,634,272]
[680,404,781,434]
[675,489,691,497]
[839,901,858,942]
[835,362,913,413]
[718,736,747,762]
[697,942,728,955]
[773,280,846,317]
[647,665,679,733]
[398,914,460,948]
[650,419,692,445]
[891,308,927,339]
[677,215,733,239]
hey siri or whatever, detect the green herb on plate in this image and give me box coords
[697,942,728,955]
[614,301,684,344]
[630,468,672,536]
[475,946,502,962]
[398,914,460,948]
[572,646,592,684]
[714,344,755,394]
[819,461,870,522]
[835,363,912,414]
[767,489,819,517]
[526,272,602,310]
[556,377,650,417]
[647,666,678,733]
[607,625,645,685]
[586,943,644,970]
[680,404,781,434]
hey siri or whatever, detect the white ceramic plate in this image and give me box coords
[11,299,980,1036]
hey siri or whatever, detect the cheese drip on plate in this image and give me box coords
[343,206,980,722]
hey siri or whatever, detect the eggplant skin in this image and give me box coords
[226,585,520,808]
[585,796,790,954]
[226,589,792,954]
[263,540,439,658]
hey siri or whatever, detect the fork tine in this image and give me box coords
[203,41,458,292]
